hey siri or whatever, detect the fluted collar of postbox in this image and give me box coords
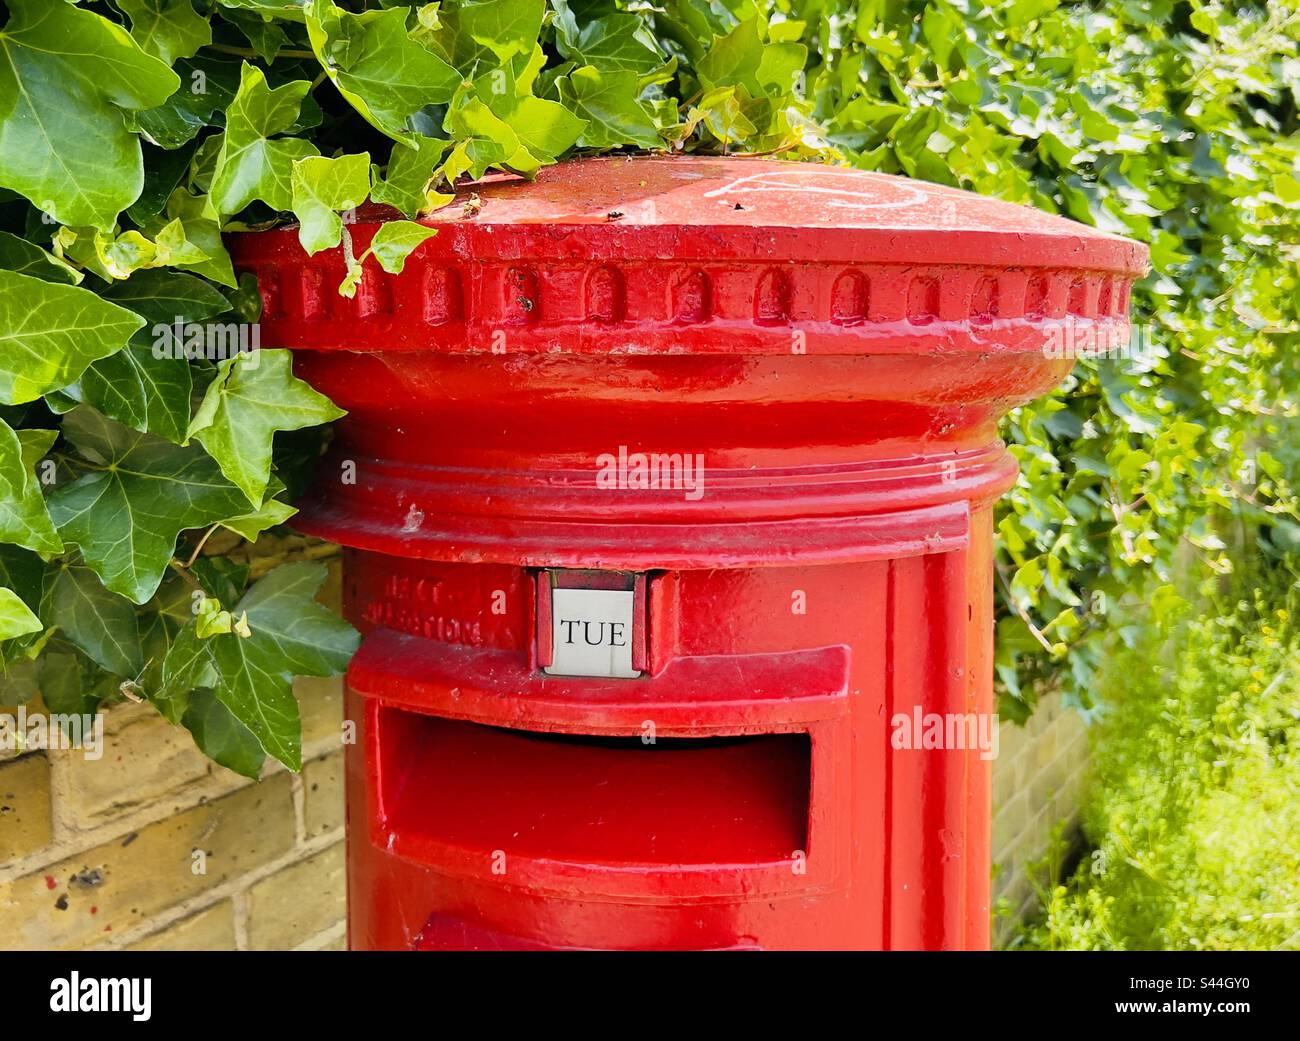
[227,155,1149,359]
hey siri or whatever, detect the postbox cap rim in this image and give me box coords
[329,155,1147,274]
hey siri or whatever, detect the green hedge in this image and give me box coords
[805,0,1300,714]
[1007,559,1300,950]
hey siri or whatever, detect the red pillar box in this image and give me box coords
[229,158,1146,951]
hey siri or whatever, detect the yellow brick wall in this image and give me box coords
[0,539,347,952]
[990,693,1090,944]
[0,697,346,950]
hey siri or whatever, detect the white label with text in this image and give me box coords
[546,587,639,678]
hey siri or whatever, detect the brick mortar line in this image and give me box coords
[87,825,346,951]
[992,747,1087,814]
[0,741,342,887]
[991,797,1085,896]
[992,769,1086,830]
[231,888,252,952]
[991,814,1085,914]
[290,771,308,848]
[1060,725,1091,764]
[294,920,347,952]
[991,759,1088,864]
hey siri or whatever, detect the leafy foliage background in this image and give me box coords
[0,0,1295,772]
[1008,567,1299,950]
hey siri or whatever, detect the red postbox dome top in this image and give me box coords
[369,156,1146,271]
[230,155,1148,356]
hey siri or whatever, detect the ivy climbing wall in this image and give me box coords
[0,539,347,951]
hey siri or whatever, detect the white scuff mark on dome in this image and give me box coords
[699,171,931,213]
[401,504,425,532]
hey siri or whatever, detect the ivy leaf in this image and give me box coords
[756,41,807,94]
[120,0,213,67]
[0,544,43,613]
[432,0,546,66]
[559,67,664,150]
[72,345,193,446]
[487,94,587,164]
[223,9,291,63]
[188,349,346,507]
[68,271,231,443]
[689,86,758,144]
[138,571,192,704]
[0,231,83,285]
[365,221,438,274]
[52,225,162,282]
[195,597,236,638]
[290,153,372,255]
[210,64,318,215]
[38,649,107,716]
[129,56,240,150]
[182,687,267,778]
[48,408,249,604]
[99,269,232,328]
[0,271,145,405]
[205,561,359,771]
[341,220,438,296]
[159,190,238,287]
[0,0,180,228]
[551,2,664,75]
[0,422,61,556]
[696,18,804,96]
[218,484,298,540]
[220,500,297,541]
[41,562,142,676]
[305,0,461,141]
[0,587,42,643]
[0,544,44,663]
[215,0,308,18]
[371,136,451,216]
[159,622,215,709]
[442,95,521,180]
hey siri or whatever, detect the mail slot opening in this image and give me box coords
[377,710,811,867]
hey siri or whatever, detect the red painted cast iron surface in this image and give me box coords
[228,157,1147,950]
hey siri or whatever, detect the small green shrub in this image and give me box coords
[1008,562,1300,950]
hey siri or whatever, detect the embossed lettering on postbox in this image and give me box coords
[546,587,639,678]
